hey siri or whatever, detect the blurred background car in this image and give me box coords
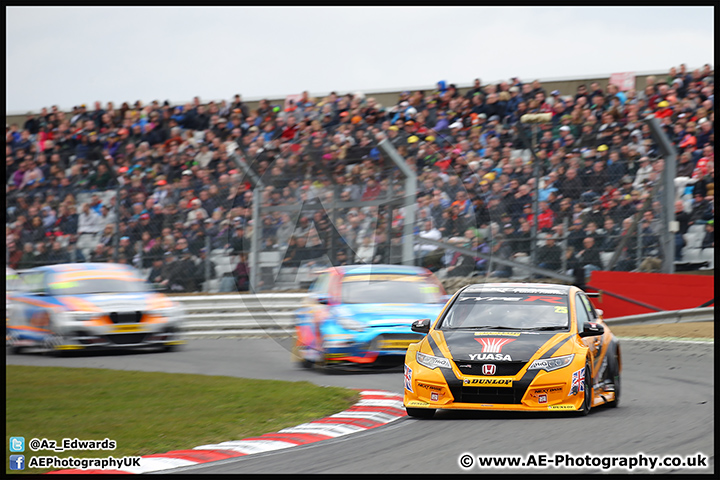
[293,264,448,369]
[6,262,185,354]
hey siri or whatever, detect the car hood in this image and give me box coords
[441,330,568,363]
[56,292,175,312]
[335,303,444,327]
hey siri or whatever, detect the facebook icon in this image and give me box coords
[10,454,25,470]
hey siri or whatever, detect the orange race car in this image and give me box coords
[403,283,620,418]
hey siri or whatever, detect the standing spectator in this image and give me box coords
[674,200,691,260]
[233,253,250,292]
[701,220,714,249]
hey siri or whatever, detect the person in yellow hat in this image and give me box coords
[407,135,419,144]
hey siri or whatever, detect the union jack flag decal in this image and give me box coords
[572,367,585,393]
[404,364,413,392]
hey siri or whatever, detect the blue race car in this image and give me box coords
[292,264,448,368]
[6,263,185,354]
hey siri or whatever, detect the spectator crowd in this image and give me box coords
[6,63,715,291]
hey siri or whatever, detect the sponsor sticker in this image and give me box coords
[379,339,417,350]
[417,383,443,392]
[475,337,516,353]
[548,405,575,410]
[469,353,512,361]
[463,378,513,386]
[430,392,439,402]
[532,387,563,395]
[406,400,430,407]
[474,331,521,336]
[538,394,548,404]
[111,324,145,333]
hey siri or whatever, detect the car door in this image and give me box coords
[310,272,332,340]
[295,272,332,350]
[12,271,52,331]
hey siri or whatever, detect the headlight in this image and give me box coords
[337,316,365,332]
[64,311,97,322]
[416,351,452,369]
[528,354,575,372]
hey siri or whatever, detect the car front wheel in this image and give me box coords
[606,345,621,408]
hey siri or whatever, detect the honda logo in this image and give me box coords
[482,364,496,375]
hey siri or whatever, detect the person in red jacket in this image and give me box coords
[526,201,555,232]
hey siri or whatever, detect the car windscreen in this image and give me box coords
[6,272,22,292]
[440,292,570,330]
[46,271,149,295]
[341,274,441,304]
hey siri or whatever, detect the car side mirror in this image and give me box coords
[314,293,330,305]
[579,321,604,338]
[411,318,432,334]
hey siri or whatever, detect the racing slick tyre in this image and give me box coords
[606,344,621,408]
[406,407,436,419]
[291,343,314,369]
[7,332,24,354]
[578,358,593,416]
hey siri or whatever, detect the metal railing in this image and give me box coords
[169,293,714,338]
[602,307,715,326]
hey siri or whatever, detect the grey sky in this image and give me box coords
[6,6,714,113]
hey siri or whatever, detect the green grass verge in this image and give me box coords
[6,365,359,474]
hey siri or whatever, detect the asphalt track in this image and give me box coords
[6,338,714,474]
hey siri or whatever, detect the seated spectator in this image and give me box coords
[565,246,586,288]
[577,236,603,279]
[444,238,476,277]
[193,248,217,288]
[77,202,103,237]
[17,242,37,269]
[488,238,513,278]
[415,220,442,266]
[537,236,562,272]
[46,240,72,265]
[599,217,621,252]
[355,235,375,264]
[147,257,166,286]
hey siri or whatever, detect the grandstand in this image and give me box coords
[6,64,715,292]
